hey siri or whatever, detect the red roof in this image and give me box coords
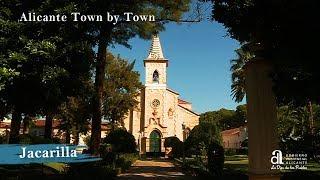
[221,126,247,136]
[0,119,110,131]
[221,128,240,136]
[0,122,10,129]
[178,99,191,104]
[178,104,199,116]
[33,119,60,128]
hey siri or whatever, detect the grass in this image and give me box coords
[305,161,320,172]
[224,155,248,173]
[224,155,320,178]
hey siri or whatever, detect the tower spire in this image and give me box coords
[146,34,165,60]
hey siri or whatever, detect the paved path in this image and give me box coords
[117,159,195,180]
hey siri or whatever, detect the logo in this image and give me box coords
[270,150,308,170]
[271,150,284,165]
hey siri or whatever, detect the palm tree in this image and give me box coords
[230,43,254,102]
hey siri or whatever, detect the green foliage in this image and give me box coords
[118,153,138,167]
[57,95,92,143]
[225,149,237,156]
[103,128,136,154]
[277,103,320,158]
[208,0,320,105]
[1,0,94,142]
[164,136,184,158]
[184,122,221,156]
[0,132,9,144]
[207,141,224,177]
[114,153,138,172]
[230,44,253,103]
[83,135,91,147]
[200,104,247,130]
[240,139,248,148]
[103,53,143,127]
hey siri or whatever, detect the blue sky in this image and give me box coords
[110,21,245,113]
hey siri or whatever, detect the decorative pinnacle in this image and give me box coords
[146,34,165,60]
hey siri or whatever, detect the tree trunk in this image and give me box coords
[9,110,22,144]
[90,29,108,154]
[22,115,31,134]
[73,131,79,145]
[308,101,314,135]
[65,130,71,144]
[44,113,54,139]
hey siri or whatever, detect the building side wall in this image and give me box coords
[222,127,247,149]
[177,106,199,141]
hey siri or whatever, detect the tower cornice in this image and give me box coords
[143,59,168,67]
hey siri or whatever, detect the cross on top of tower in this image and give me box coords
[146,34,165,60]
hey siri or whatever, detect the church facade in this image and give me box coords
[123,35,199,156]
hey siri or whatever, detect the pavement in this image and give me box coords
[117,159,196,180]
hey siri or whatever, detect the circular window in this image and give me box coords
[151,99,160,108]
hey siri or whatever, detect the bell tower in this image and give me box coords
[144,34,168,89]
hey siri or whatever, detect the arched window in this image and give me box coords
[183,128,191,141]
[152,70,159,83]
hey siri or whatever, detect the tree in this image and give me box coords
[184,122,221,157]
[206,0,320,105]
[1,0,94,142]
[200,105,246,130]
[103,53,142,129]
[207,141,224,177]
[200,108,234,130]
[277,104,320,156]
[58,95,92,144]
[230,44,253,103]
[103,128,136,154]
[234,104,247,124]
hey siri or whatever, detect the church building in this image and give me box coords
[123,35,199,156]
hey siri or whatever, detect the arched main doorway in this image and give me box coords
[149,130,161,154]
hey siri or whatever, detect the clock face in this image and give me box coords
[151,99,160,108]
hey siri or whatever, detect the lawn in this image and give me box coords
[224,155,320,179]
[224,155,248,173]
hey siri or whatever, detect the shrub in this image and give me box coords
[207,141,224,177]
[0,132,9,144]
[120,153,138,165]
[225,148,237,156]
[115,157,131,171]
[236,148,248,155]
[184,122,222,157]
[102,128,136,154]
[65,162,117,179]
[164,136,183,158]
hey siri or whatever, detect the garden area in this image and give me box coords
[164,117,320,180]
[173,154,320,180]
